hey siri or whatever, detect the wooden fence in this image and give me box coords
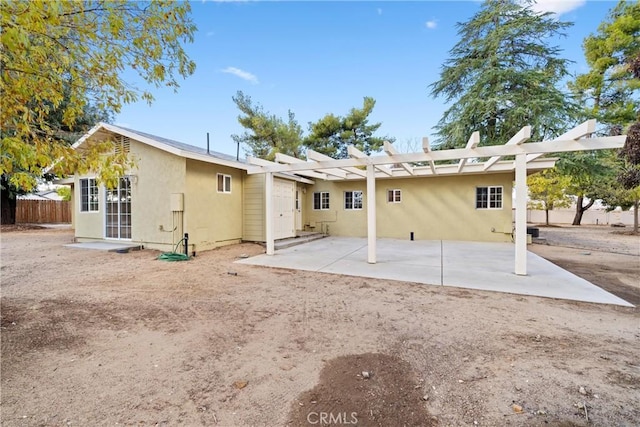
[16,200,71,224]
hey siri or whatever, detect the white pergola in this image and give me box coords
[246,120,626,276]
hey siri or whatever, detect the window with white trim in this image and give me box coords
[80,178,99,212]
[313,192,330,210]
[387,189,402,203]
[217,173,232,193]
[476,186,503,209]
[344,191,363,210]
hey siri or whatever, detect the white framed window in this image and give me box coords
[387,189,402,203]
[313,192,330,210]
[344,191,363,210]
[217,173,232,193]
[80,178,99,212]
[476,186,503,209]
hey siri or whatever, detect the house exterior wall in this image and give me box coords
[73,173,105,240]
[131,140,186,250]
[74,139,187,251]
[184,159,244,251]
[242,173,266,242]
[70,186,75,228]
[305,173,514,242]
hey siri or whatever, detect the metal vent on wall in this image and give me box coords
[115,136,131,154]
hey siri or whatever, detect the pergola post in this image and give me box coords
[366,163,376,264]
[514,153,527,275]
[265,172,275,255]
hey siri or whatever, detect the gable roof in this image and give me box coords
[74,122,249,170]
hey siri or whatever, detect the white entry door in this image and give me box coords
[273,179,295,240]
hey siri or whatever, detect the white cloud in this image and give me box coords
[221,67,259,84]
[528,0,586,16]
[206,31,215,37]
[377,8,382,16]
[425,20,437,30]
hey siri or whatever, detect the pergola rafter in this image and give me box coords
[246,121,626,277]
[384,140,414,175]
[422,137,437,175]
[307,149,367,178]
[484,126,531,171]
[457,131,480,173]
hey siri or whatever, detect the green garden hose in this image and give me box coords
[157,252,190,262]
[157,238,190,262]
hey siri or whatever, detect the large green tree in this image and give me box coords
[561,0,640,225]
[527,169,572,226]
[305,97,393,159]
[231,91,304,161]
[556,151,619,226]
[1,1,196,198]
[1,97,112,225]
[429,0,576,148]
[232,94,392,161]
[569,0,640,134]
[618,122,640,232]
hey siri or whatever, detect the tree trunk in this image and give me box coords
[1,186,17,225]
[572,196,595,226]
[634,199,639,234]
[545,209,550,226]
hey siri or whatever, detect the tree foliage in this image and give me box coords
[556,151,619,225]
[569,0,640,134]
[560,1,640,226]
[56,186,71,202]
[232,93,392,160]
[1,96,112,224]
[0,0,197,192]
[231,91,304,161]
[527,169,572,225]
[305,97,393,159]
[618,121,640,232]
[429,0,576,149]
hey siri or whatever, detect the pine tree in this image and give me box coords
[429,0,576,149]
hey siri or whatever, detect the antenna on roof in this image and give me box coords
[206,132,210,155]
[236,140,240,161]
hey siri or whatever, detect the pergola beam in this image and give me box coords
[307,149,366,177]
[384,141,414,175]
[484,126,531,171]
[275,152,348,179]
[422,137,437,174]
[526,119,596,162]
[457,131,480,173]
[348,145,393,176]
[248,156,327,180]
[249,136,625,174]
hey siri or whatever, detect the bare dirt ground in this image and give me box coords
[1,227,638,427]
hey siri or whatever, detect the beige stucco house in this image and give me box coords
[65,123,554,254]
[65,120,625,276]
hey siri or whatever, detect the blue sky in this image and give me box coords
[115,0,616,157]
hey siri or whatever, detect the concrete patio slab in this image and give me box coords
[65,241,142,252]
[236,237,633,307]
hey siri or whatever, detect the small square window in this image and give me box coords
[313,192,330,210]
[387,189,402,203]
[476,186,502,209]
[344,191,363,210]
[217,173,232,193]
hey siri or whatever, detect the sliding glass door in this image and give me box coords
[105,177,131,239]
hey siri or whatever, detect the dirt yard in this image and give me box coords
[1,226,638,426]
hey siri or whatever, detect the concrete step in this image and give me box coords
[275,232,327,250]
